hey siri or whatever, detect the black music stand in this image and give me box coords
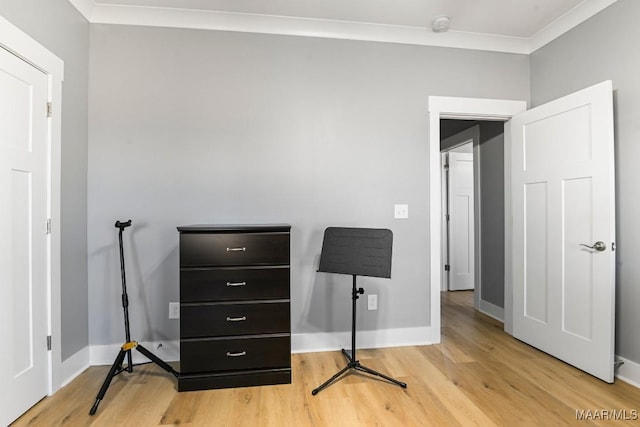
[311,227,407,395]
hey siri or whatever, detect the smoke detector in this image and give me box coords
[432,15,451,33]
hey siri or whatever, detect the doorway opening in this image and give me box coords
[440,119,506,322]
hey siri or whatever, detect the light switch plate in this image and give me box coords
[368,294,378,311]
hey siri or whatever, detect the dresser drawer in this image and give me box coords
[180,335,290,373]
[181,301,290,338]
[180,232,289,267]
[180,267,289,302]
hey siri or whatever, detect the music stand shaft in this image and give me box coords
[351,274,357,360]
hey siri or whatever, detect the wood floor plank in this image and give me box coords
[13,291,640,426]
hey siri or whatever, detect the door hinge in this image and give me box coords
[47,335,52,351]
[46,218,52,235]
[46,102,53,118]
[444,264,450,271]
[446,214,450,221]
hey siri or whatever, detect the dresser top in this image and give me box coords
[177,224,291,233]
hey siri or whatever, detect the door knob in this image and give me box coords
[579,241,606,251]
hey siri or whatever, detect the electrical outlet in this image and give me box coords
[169,302,180,319]
[368,294,378,311]
[394,204,409,219]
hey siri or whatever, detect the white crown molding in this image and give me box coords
[67,0,618,54]
[89,4,530,54]
[67,0,96,21]
[529,0,619,53]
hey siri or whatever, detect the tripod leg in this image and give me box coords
[354,363,407,388]
[89,349,128,415]
[136,344,179,377]
[341,348,354,363]
[126,347,133,373]
[311,364,352,396]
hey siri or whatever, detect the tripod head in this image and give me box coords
[115,220,132,230]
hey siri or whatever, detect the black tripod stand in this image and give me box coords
[311,274,407,395]
[89,220,179,416]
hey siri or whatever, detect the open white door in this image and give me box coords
[0,47,50,424]
[510,81,615,382]
[448,152,475,291]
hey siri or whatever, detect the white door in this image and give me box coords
[510,81,615,382]
[448,152,475,291]
[0,47,50,424]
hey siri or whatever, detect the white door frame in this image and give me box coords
[428,96,527,341]
[1,16,64,394]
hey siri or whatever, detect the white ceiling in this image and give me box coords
[68,0,618,54]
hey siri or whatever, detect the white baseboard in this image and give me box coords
[60,346,90,388]
[291,326,437,354]
[90,340,180,366]
[478,299,505,322]
[615,355,640,389]
[84,326,436,367]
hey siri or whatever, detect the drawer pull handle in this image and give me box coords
[226,247,246,252]
[226,281,247,287]
[226,316,247,322]
[226,351,247,357]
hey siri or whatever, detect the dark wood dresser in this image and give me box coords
[177,224,292,391]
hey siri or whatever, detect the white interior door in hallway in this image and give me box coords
[447,151,475,291]
[0,46,50,426]
[510,80,616,383]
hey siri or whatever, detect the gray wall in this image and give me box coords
[88,24,530,346]
[0,1,89,360]
[478,122,505,308]
[531,0,640,364]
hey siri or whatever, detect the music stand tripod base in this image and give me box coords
[311,349,407,395]
[310,275,407,395]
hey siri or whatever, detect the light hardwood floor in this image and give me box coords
[14,291,640,426]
